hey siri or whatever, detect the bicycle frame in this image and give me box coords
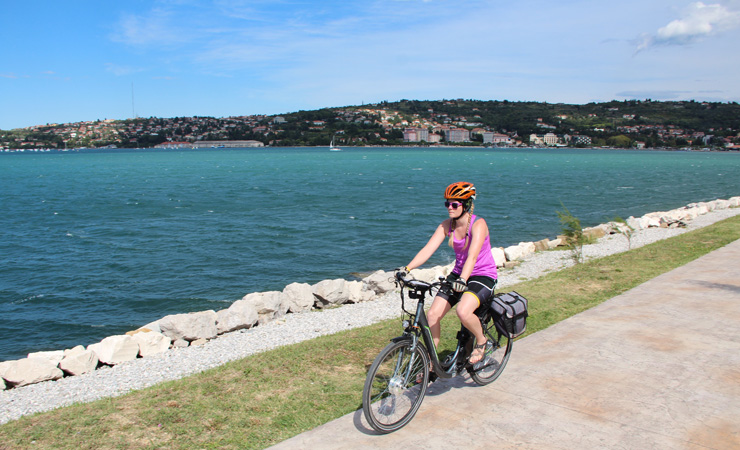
[397,282,472,380]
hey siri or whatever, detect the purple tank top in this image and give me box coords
[450,215,497,279]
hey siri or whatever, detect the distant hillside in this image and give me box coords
[2,99,739,150]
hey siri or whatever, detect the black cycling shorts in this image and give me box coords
[436,273,497,307]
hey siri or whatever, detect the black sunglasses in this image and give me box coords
[445,201,463,209]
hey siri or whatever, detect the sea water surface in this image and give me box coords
[1,147,738,361]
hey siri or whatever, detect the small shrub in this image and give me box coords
[612,216,636,250]
[557,203,585,264]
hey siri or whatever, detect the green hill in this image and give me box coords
[2,100,739,150]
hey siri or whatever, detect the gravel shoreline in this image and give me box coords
[2,207,739,425]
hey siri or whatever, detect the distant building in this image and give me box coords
[529,134,545,146]
[482,132,511,145]
[444,128,470,142]
[403,127,430,142]
[543,133,558,146]
[192,140,264,148]
[403,128,417,142]
[428,133,442,143]
[571,135,592,146]
[155,141,193,149]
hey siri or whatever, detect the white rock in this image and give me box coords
[548,238,563,249]
[131,331,171,357]
[491,247,506,267]
[361,289,376,302]
[0,360,14,379]
[0,358,63,387]
[172,338,189,348]
[641,215,660,228]
[687,203,710,215]
[602,222,619,234]
[714,199,731,209]
[659,210,684,226]
[412,267,438,283]
[309,278,376,307]
[59,349,99,376]
[191,338,207,347]
[141,320,162,334]
[64,345,86,358]
[533,239,550,252]
[729,196,740,207]
[239,291,286,323]
[88,335,140,365]
[415,265,449,283]
[519,242,536,256]
[27,350,65,366]
[282,282,316,312]
[312,279,349,308]
[682,207,700,220]
[362,270,396,294]
[159,310,218,341]
[626,216,642,230]
[583,226,607,239]
[504,244,524,261]
[216,300,259,334]
[1,377,5,390]
[345,280,375,303]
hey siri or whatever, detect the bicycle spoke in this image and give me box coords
[362,340,430,433]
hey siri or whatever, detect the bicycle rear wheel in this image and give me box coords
[362,339,431,433]
[470,317,512,385]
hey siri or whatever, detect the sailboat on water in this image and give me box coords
[329,137,342,152]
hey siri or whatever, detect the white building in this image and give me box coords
[444,128,470,143]
[482,132,512,145]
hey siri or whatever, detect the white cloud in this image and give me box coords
[616,90,689,100]
[105,63,145,77]
[637,2,740,51]
[110,8,191,47]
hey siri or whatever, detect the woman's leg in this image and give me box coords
[455,293,488,363]
[426,296,452,349]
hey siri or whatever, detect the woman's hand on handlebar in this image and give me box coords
[394,267,408,281]
[451,278,467,293]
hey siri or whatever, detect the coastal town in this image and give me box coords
[2,99,739,152]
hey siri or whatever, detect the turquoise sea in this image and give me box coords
[1,147,738,361]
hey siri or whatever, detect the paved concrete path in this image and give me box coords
[269,239,740,450]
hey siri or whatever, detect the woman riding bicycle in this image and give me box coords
[401,181,497,365]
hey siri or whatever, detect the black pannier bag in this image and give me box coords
[490,291,529,338]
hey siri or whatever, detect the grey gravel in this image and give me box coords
[2,207,738,425]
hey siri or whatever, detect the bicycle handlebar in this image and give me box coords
[395,271,444,291]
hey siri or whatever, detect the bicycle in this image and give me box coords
[362,271,513,433]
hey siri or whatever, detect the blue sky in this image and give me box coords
[2,0,740,130]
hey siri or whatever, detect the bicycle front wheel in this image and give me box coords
[470,318,512,386]
[362,339,431,433]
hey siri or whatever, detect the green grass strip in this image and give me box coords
[1,215,738,450]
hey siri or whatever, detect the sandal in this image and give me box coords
[469,340,491,365]
[416,368,438,385]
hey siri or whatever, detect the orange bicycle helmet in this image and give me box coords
[444,182,476,201]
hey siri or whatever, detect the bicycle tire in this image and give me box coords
[470,318,513,386]
[362,339,431,433]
